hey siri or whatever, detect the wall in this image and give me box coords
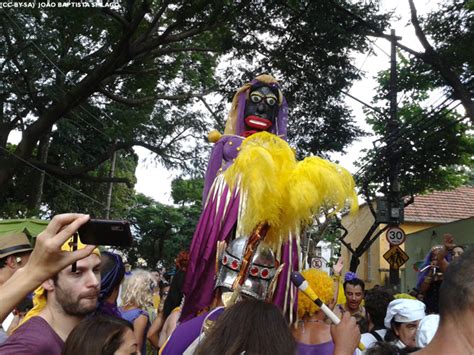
[341,204,384,289]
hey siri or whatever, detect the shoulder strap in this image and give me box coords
[370,330,383,342]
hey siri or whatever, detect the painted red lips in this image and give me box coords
[244,115,273,131]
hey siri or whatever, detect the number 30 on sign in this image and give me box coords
[386,227,406,246]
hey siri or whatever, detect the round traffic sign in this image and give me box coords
[386,227,406,246]
[311,257,323,269]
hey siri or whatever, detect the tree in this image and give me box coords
[125,177,202,268]
[0,0,390,206]
[0,142,138,219]
[171,177,204,206]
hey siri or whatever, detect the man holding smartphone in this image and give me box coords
[0,237,101,355]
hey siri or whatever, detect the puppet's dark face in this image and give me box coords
[243,85,279,135]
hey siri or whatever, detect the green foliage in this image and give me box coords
[1,1,390,213]
[124,176,202,268]
[423,1,473,87]
[171,178,204,206]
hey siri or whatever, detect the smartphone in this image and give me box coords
[78,219,133,247]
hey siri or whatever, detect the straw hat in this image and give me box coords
[0,232,33,259]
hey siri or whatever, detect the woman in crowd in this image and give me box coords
[97,251,125,317]
[194,299,295,355]
[120,269,154,355]
[293,268,336,355]
[148,251,188,350]
[416,245,444,314]
[383,299,426,351]
[63,315,138,355]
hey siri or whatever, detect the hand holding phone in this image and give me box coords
[78,219,133,247]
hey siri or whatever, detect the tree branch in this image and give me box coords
[408,0,436,55]
[114,66,163,75]
[99,88,211,105]
[199,97,221,123]
[29,141,132,176]
[137,0,170,43]
[102,8,131,30]
[407,0,474,122]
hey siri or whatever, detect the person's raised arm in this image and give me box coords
[438,234,454,273]
[0,213,94,322]
[330,256,344,310]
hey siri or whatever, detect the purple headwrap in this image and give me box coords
[97,251,125,317]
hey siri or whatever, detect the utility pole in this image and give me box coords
[387,29,403,290]
[105,150,117,219]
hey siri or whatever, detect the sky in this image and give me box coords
[134,0,438,204]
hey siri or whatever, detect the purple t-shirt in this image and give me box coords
[0,316,64,355]
[120,308,150,355]
[160,307,225,355]
[297,340,335,355]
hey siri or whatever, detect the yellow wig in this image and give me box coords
[16,237,100,329]
[297,269,334,318]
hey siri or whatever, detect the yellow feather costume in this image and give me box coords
[224,131,358,250]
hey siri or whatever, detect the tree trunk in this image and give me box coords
[28,131,51,211]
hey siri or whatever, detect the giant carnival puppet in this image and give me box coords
[180,75,358,325]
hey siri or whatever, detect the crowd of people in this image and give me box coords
[0,214,471,354]
[1,75,472,355]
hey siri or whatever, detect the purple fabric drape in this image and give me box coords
[181,182,240,321]
[273,238,299,321]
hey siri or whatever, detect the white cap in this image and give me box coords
[416,314,439,348]
[384,299,426,329]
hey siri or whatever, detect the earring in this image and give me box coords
[15,257,22,264]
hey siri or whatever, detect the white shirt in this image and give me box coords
[355,329,387,354]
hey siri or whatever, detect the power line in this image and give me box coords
[367,37,390,58]
[354,100,463,181]
[0,146,106,208]
[354,98,455,178]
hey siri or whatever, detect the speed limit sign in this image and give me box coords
[386,227,406,246]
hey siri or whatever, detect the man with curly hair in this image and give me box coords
[360,287,394,350]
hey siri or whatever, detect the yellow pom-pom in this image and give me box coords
[208,130,222,143]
